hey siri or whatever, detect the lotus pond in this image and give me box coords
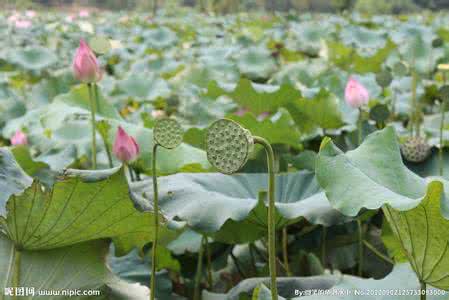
[2,7,449,300]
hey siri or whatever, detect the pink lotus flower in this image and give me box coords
[79,10,90,18]
[14,19,32,29]
[25,10,36,18]
[11,130,28,146]
[151,110,166,119]
[8,13,19,23]
[66,14,75,23]
[113,126,140,163]
[72,39,102,83]
[345,77,369,108]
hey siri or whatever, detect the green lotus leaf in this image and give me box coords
[117,73,170,102]
[316,126,449,217]
[131,171,350,243]
[228,111,301,148]
[143,27,178,49]
[204,78,301,114]
[283,89,344,133]
[383,181,449,289]
[9,47,57,71]
[0,235,149,300]
[0,163,155,254]
[0,148,32,217]
[327,39,396,74]
[236,46,277,79]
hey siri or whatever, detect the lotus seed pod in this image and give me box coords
[393,61,409,77]
[375,70,393,88]
[400,136,431,163]
[154,118,183,149]
[206,119,254,174]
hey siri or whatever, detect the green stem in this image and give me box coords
[420,281,426,300]
[357,219,363,277]
[249,243,258,276]
[253,136,278,300]
[150,144,159,300]
[13,247,21,299]
[320,226,327,268]
[410,67,418,137]
[362,240,394,265]
[282,227,291,276]
[128,166,135,182]
[357,108,363,146]
[439,101,445,177]
[203,235,213,289]
[194,235,205,300]
[88,83,97,169]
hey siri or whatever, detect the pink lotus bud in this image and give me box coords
[14,19,32,29]
[113,126,140,163]
[345,77,369,108]
[79,10,90,18]
[8,13,19,23]
[72,39,102,83]
[26,10,36,18]
[11,130,28,146]
[66,14,75,22]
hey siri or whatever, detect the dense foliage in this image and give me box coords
[2,6,449,300]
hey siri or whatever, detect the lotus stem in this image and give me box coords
[253,136,278,300]
[410,64,418,137]
[282,227,291,276]
[439,101,445,177]
[362,240,394,265]
[203,234,213,289]
[357,108,363,146]
[321,226,327,268]
[194,235,205,300]
[87,83,97,169]
[420,281,426,300]
[357,219,363,277]
[150,144,159,300]
[13,247,21,299]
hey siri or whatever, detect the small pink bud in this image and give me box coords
[113,126,140,163]
[79,10,90,18]
[25,10,36,18]
[14,19,32,29]
[66,14,75,22]
[72,39,102,83]
[11,130,28,146]
[345,77,369,108]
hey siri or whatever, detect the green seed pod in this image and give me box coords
[206,119,254,174]
[375,70,393,88]
[154,118,183,149]
[432,38,444,48]
[400,136,431,163]
[369,104,390,123]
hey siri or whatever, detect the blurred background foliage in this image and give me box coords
[2,0,449,14]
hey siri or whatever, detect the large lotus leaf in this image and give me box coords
[0,148,33,218]
[236,46,277,79]
[9,46,57,71]
[326,39,396,74]
[340,26,386,53]
[227,111,301,148]
[131,171,350,243]
[0,165,155,255]
[296,264,446,299]
[316,126,449,217]
[117,73,170,102]
[143,27,178,49]
[202,275,337,300]
[0,235,149,300]
[204,78,301,114]
[382,181,449,290]
[283,89,344,133]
